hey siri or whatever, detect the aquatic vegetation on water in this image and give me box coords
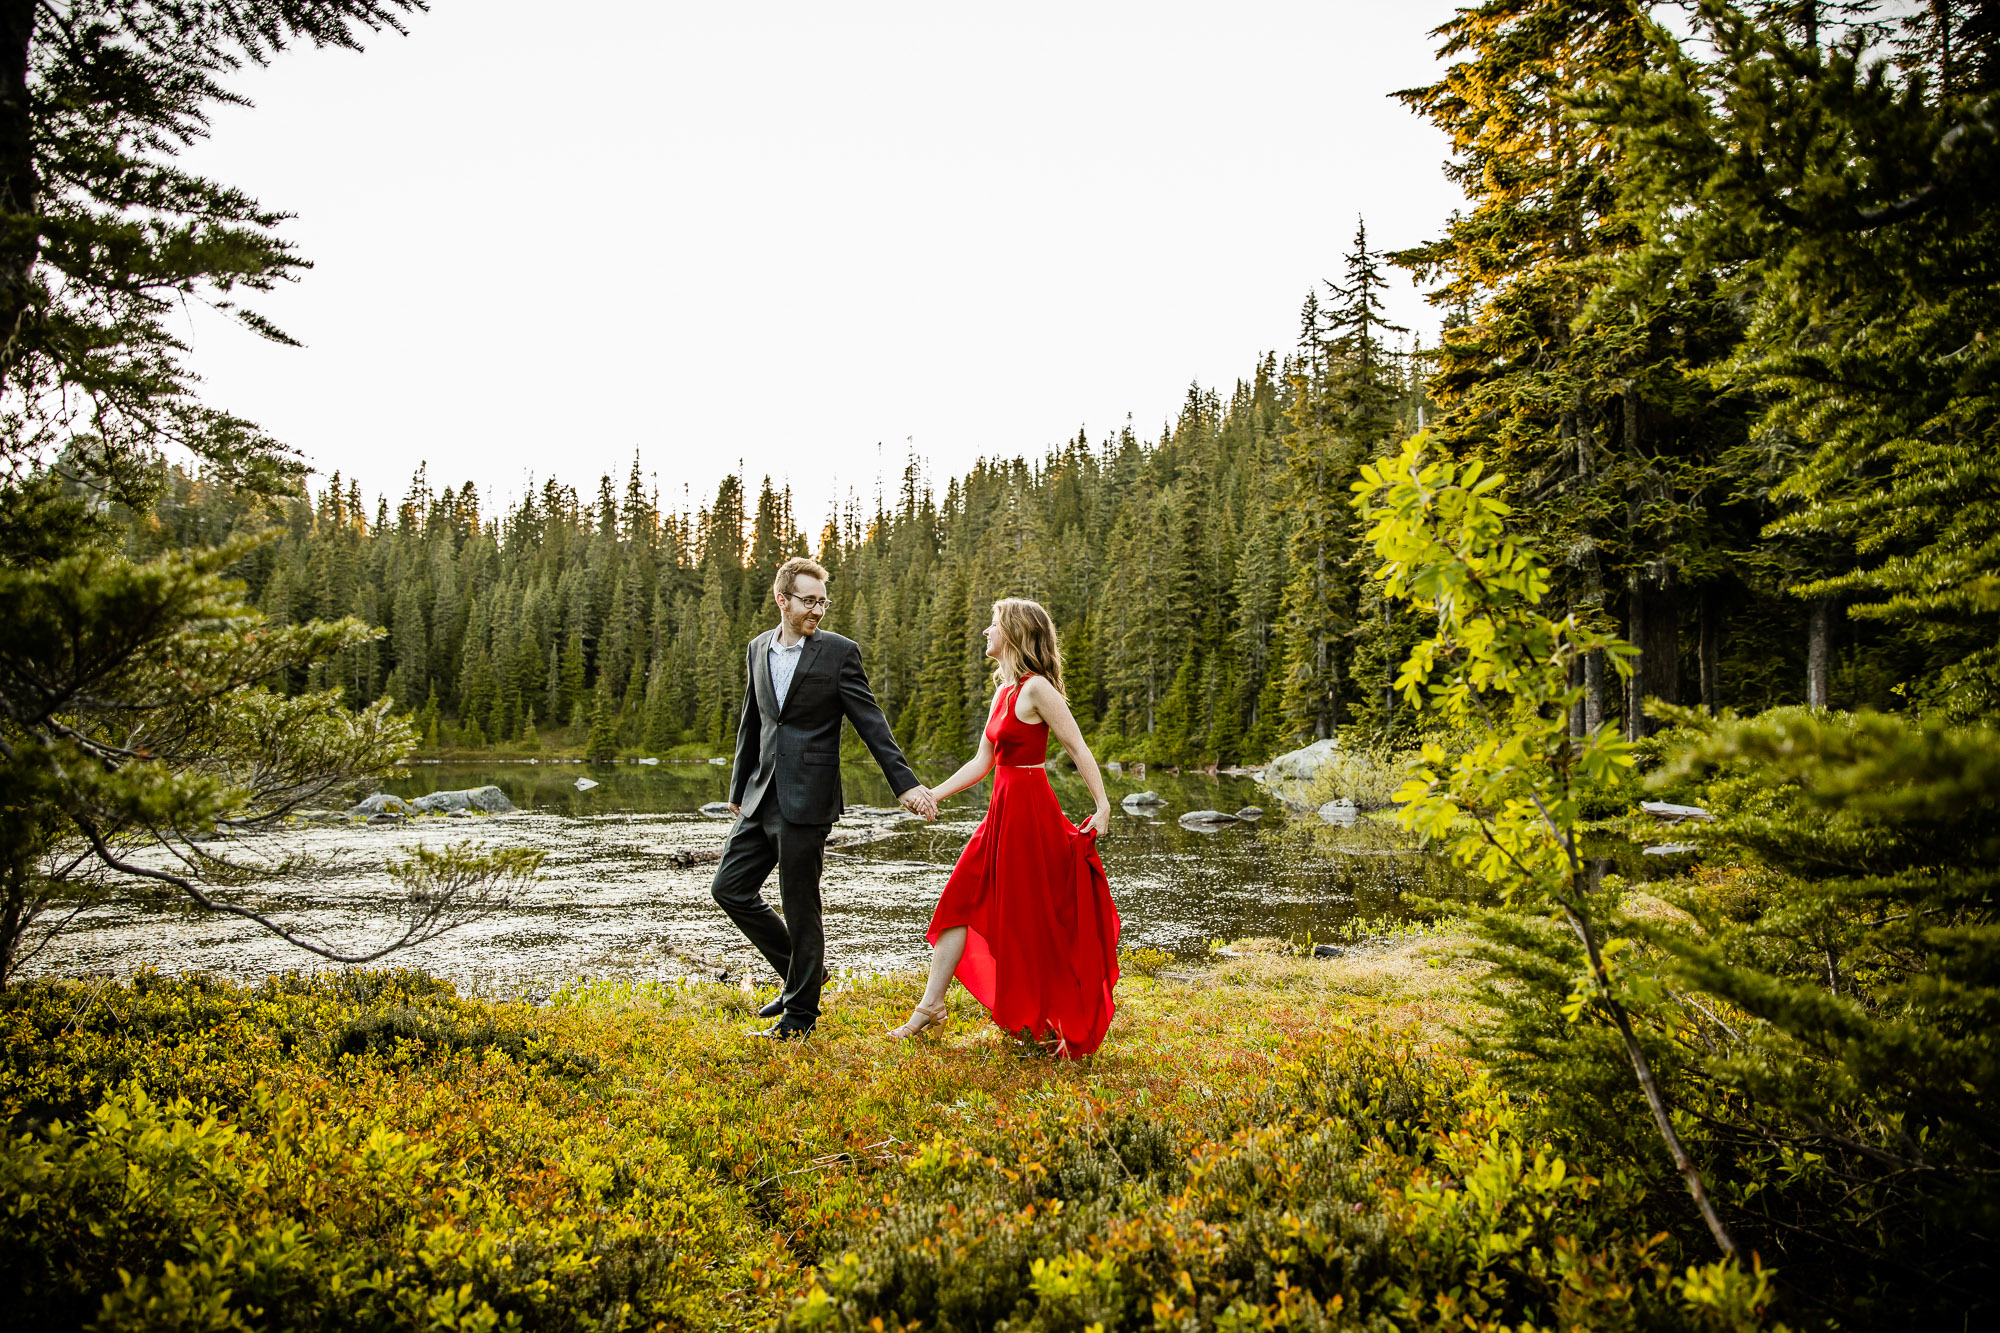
[22,766,1445,991]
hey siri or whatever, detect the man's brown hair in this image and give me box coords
[773,556,830,598]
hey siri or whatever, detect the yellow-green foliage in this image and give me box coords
[1299,744,1417,812]
[1,959,1772,1331]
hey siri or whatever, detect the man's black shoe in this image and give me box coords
[747,1021,814,1041]
[758,967,831,1019]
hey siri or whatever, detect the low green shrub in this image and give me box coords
[793,1047,1770,1332]
[0,963,1786,1331]
[0,972,745,1331]
[330,1004,599,1076]
[1117,945,1175,977]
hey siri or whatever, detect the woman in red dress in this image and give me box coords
[887,598,1120,1056]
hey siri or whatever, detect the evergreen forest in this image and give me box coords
[119,3,1999,764]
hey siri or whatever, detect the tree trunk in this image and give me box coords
[1558,892,1740,1262]
[1585,648,1606,734]
[0,0,37,383]
[1698,588,1721,714]
[1569,641,1586,738]
[1627,572,1679,740]
[1382,595,1394,740]
[1807,594,1835,708]
[1577,528,1608,736]
[1327,648,1340,739]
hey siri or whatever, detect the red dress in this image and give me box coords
[926,675,1121,1056]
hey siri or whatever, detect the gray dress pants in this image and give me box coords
[708,802,831,1024]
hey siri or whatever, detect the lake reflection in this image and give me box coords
[25,760,1446,994]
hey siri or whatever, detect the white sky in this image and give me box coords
[178,0,1466,523]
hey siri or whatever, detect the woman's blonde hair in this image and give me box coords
[992,598,1066,696]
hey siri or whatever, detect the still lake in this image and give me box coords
[26,760,1450,995]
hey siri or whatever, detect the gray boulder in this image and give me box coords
[408,785,515,814]
[1318,798,1358,827]
[1234,806,1264,820]
[1259,738,1340,810]
[1640,801,1714,823]
[346,793,414,818]
[699,802,736,818]
[1120,790,1167,809]
[1179,809,1240,829]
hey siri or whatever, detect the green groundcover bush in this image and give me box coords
[0,968,1784,1332]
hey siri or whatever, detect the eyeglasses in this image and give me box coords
[785,594,833,611]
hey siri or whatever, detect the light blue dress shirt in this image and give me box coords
[769,635,805,711]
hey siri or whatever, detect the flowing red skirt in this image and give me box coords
[926,765,1121,1056]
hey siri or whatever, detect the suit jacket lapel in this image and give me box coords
[753,629,779,720]
[783,632,827,719]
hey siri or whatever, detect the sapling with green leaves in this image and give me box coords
[1352,433,1740,1261]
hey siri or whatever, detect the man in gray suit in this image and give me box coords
[713,556,936,1039]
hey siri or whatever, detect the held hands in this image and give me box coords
[899,785,939,821]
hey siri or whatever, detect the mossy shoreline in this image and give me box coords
[1,940,1771,1331]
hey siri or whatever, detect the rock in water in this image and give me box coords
[1639,801,1714,823]
[345,793,414,818]
[1258,738,1340,809]
[1120,790,1167,809]
[574,777,599,792]
[708,757,728,766]
[1234,806,1264,820]
[408,785,515,814]
[1318,798,1358,827]
[1643,843,1697,855]
[698,802,735,818]
[669,848,724,867]
[637,757,660,766]
[1179,810,1240,829]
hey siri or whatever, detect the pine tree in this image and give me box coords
[642,643,677,753]
[391,579,427,706]
[1598,2,2000,717]
[557,628,586,726]
[584,679,618,763]
[1391,0,1687,737]
[0,2,545,985]
[693,563,735,746]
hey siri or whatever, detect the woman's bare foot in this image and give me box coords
[887,998,948,1039]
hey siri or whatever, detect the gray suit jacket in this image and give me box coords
[729,628,919,825]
